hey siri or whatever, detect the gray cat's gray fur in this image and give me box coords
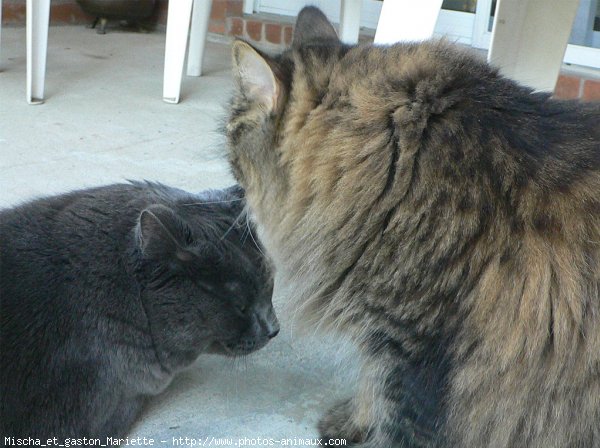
[0,182,278,440]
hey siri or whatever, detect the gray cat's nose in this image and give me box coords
[267,328,279,339]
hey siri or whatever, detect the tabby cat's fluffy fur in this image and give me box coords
[225,7,600,448]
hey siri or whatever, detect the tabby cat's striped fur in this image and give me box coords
[226,7,600,447]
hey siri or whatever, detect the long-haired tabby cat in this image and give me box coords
[225,6,600,448]
[0,182,277,439]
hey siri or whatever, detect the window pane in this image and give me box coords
[569,0,600,49]
[442,0,477,14]
[488,0,497,32]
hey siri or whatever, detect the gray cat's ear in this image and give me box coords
[293,7,339,48]
[224,184,245,200]
[137,204,194,262]
[232,40,281,112]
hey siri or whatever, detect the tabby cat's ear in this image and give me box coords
[137,204,194,262]
[232,40,281,112]
[293,7,339,47]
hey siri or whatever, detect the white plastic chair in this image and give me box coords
[0,0,3,62]
[26,0,51,104]
[338,0,362,44]
[3,0,210,104]
[374,0,444,44]
[162,0,212,104]
[335,0,444,44]
[369,0,577,92]
[487,0,580,92]
[0,0,52,104]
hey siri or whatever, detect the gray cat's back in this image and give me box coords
[1,183,165,352]
[1,184,174,437]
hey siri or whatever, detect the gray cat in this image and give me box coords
[0,182,278,440]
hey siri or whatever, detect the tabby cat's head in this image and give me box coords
[225,7,502,266]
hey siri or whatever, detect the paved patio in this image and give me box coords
[0,25,357,444]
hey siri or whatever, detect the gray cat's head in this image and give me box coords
[134,187,278,363]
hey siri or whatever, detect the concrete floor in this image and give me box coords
[0,26,357,443]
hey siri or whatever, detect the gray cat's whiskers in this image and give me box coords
[181,197,245,206]
[220,208,247,242]
[240,225,251,245]
[245,214,266,257]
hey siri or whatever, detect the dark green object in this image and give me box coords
[76,0,156,34]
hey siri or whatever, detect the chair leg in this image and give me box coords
[186,0,211,77]
[374,0,443,44]
[339,0,362,44]
[26,0,51,104]
[0,0,3,66]
[163,0,193,104]
[487,0,580,92]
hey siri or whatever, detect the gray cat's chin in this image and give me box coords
[207,339,270,357]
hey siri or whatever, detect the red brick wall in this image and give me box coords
[227,16,293,46]
[555,75,600,101]
[2,0,93,25]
